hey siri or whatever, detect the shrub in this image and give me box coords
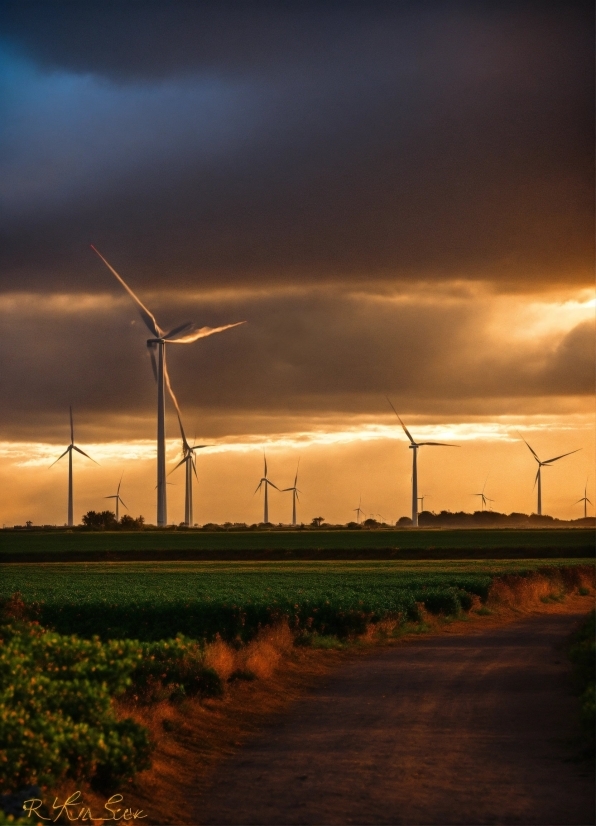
[569,610,595,752]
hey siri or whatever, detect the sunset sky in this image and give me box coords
[0,1,593,526]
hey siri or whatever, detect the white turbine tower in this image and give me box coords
[50,407,98,527]
[91,246,244,527]
[171,414,211,526]
[387,399,457,527]
[282,460,301,526]
[574,479,592,519]
[255,454,279,524]
[105,475,127,522]
[518,434,580,516]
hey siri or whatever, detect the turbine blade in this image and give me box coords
[264,454,268,476]
[117,474,123,495]
[163,350,183,419]
[165,321,246,343]
[266,480,280,490]
[69,406,74,444]
[169,456,188,474]
[543,449,581,464]
[147,342,158,381]
[72,445,99,464]
[176,411,189,451]
[417,442,458,447]
[517,432,540,462]
[163,321,195,340]
[90,245,161,337]
[192,456,198,481]
[533,468,540,490]
[386,397,415,443]
[255,480,263,494]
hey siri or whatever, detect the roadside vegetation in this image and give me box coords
[568,610,595,755]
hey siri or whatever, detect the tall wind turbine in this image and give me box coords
[105,475,127,522]
[353,495,364,524]
[387,399,457,527]
[518,434,580,516]
[472,478,493,511]
[170,414,211,526]
[91,246,244,527]
[50,407,98,527]
[574,479,592,519]
[282,460,301,526]
[255,454,279,524]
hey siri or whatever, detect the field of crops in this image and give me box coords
[2,559,590,642]
[0,528,592,561]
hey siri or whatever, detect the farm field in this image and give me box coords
[2,558,592,642]
[0,527,593,561]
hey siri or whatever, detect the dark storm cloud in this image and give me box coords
[0,288,592,441]
[0,1,592,292]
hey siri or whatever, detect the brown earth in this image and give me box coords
[195,606,594,825]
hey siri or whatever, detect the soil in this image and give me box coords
[195,607,595,825]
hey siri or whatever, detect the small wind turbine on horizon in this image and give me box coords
[518,433,580,516]
[387,398,458,527]
[417,494,430,512]
[50,407,98,527]
[255,454,279,524]
[472,478,494,511]
[282,460,301,527]
[105,475,127,522]
[353,495,364,524]
[91,245,244,527]
[170,414,211,526]
[574,479,592,519]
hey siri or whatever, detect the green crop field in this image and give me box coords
[2,558,591,642]
[0,528,593,561]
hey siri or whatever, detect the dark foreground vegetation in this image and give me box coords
[569,610,595,755]
[0,527,593,562]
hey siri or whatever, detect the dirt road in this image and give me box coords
[196,612,594,825]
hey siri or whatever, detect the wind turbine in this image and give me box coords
[472,478,493,511]
[105,475,127,522]
[255,454,279,524]
[518,434,580,516]
[417,494,430,512]
[170,414,211,526]
[387,399,458,527]
[282,460,301,526]
[353,495,364,524]
[50,407,98,527]
[91,245,244,527]
[574,479,592,519]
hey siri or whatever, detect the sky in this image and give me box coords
[0,0,593,526]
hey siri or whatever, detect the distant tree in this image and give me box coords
[363,517,379,528]
[396,516,412,526]
[311,516,325,528]
[119,514,145,531]
[82,510,117,530]
[25,521,33,528]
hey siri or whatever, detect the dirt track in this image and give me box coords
[196,611,594,825]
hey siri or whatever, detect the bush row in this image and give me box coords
[568,610,595,752]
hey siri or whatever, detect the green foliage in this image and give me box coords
[0,567,496,642]
[0,621,152,792]
[569,611,595,750]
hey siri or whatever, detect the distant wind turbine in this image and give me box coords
[472,477,494,511]
[387,398,458,527]
[518,433,580,516]
[91,245,244,527]
[50,407,98,527]
[574,479,592,519]
[255,454,279,524]
[170,414,211,526]
[417,494,430,512]
[105,475,127,522]
[353,495,364,524]
[282,460,301,527]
